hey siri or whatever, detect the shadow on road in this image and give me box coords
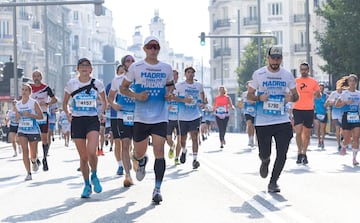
[1,187,128,223]
[92,201,155,223]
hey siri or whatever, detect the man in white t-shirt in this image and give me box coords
[120,36,174,204]
[247,46,299,193]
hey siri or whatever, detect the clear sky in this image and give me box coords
[103,0,210,63]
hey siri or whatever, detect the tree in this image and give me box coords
[315,0,360,87]
[236,38,273,94]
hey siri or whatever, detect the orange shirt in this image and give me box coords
[214,95,229,113]
[293,77,320,110]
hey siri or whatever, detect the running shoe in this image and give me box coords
[24,173,32,181]
[42,158,49,171]
[180,151,187,164]
[136,155,148,181]
[353,158,359,166]
[116,166,124,175]
[152,188,163,205]
[302,154,309,165]
[81,184,92,198]
[341,147,347,155]
[268,182,280,193]
[13,153,17,157]
[123,175,134,187]
[77,167,81,171]
[192,160,200,169]
[174,158,180,165]
[260,158,270,178]
[296,154,303,164]
[91,174,102,193]
[32,160,39,172]
[168,147,175,159]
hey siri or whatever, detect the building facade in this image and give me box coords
[208,0,327,132]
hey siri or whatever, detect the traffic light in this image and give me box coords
[0,62,12,96]
[17,68,24,78]
[200,32,206,46]
[94,0,104,16]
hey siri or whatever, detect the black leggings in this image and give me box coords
[215,116,229,142]
[255,122,293,183]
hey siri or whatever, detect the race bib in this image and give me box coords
[19,119,33,128]
[262,95,285,115]
[123,111,134,126]
[75,99,96,108]
[169,104,178,113]
[347,112,360,123]
[216,106,226,114]
[316,114,326,121]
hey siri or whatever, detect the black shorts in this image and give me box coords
[341,112,360,130]
[71,116,100,139]
[179,118,201,136]
[119,119,133,139]
[9,125,18,133]
[17,132,41,142]
[293,109,314,128]
[245,114,255,123]
[167,120,179,136]
[111,119,121,139]
[133,122,167,142]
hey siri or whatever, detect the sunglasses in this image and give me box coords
[145,44,160,50]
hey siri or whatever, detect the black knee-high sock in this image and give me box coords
[154,158,165,189]
[43,144,49,158]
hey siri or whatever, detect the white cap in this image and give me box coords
[144,35,160,46]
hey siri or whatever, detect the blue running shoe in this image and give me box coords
[81,185,92,198]
[91,174,102,193]
[116,166,124,175]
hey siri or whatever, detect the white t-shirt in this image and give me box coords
[175,81,204,121]
[64,77,105,117]
[249,66,296,126]
[124,59,173,124]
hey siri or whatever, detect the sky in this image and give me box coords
[103,0,210,63]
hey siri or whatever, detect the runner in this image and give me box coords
[62,58,107,198]
[120,36,174,204]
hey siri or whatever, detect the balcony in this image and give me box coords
[293,14,307,23]
[294,43,311,52]
[32,21,40,29]
[243,17,258,26]
[0,34,13,43]
[213,19,231,31]
[214,47,232,58]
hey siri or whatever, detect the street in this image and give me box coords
[0,132,358,223]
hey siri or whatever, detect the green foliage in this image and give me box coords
[236,38,273,94]
[315,0,360,85]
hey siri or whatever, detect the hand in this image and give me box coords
[136,91,149,101]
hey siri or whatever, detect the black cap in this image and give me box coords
[77,58,91,66]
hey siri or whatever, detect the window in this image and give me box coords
[249,5,257,20]
[273,31,283,45]
[299,31,305,46]
[268,2,282,16]
[73,11,79,21]
[0,20,10,38]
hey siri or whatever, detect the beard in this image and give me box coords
[269,63,280,71]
